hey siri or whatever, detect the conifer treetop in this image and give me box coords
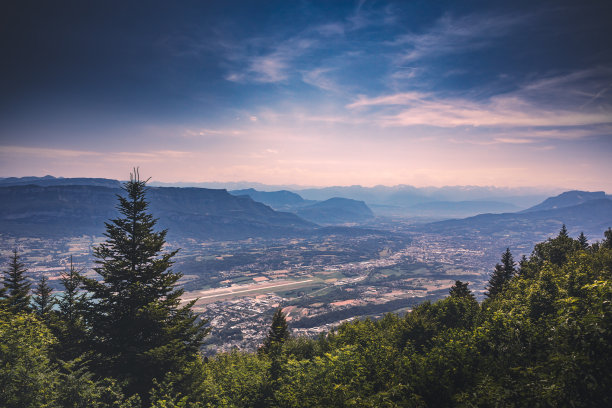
[2,249,32,313]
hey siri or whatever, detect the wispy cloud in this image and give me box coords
[221,2,398,86]
[301,67,341,92]
[392,13,526,62]
[347,92,428,108]
[346,69,612,132]
[0,146,101,158]
[0,146,193,163]
[225,37,316,83]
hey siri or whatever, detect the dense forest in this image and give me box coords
[1,175,611,407]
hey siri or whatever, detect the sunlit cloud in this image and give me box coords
[0,146,101,158]
[347,70,612,131]
[0,146,193,163]
[2,1,611,190]
[347,92,428,109]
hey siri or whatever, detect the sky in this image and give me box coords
[1,0,611,190]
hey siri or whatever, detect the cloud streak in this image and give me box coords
[392,12,527,62]
[347,70,612,131]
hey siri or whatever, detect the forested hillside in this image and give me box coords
[1,176,611,407]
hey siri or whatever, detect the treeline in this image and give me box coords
[1,173,611,407]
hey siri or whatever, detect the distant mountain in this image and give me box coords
[150,180,309,191]
[294,185,553,216]
[229,188,315,210]
[409,200,521,217]
[420,198,612,240]
[0,175,121,188]
[229,189,375,225]
[0,185,316,240]
[521,190,610,213]
[295,198,375,225]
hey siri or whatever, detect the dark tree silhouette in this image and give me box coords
[81,169,208,399]
[32,275,54,320]
[577,232,589,250]
[449,280,475,300]
[260,307,290,355]
[485,248,515,299]
[1,250,32,313]
[54,256,88,361]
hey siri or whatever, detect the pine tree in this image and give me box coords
[2,249,32,313]
[577,232,589,250]
[81,170,208,398]
[33,275,54,320]
[0,282,6,311]
[517,254,532,278]
[602,227,612,249]
[258,307,291,407]
[485,248,515,299]
[533,225,580,266]
[54,256,88,361]
[449,280,475,300]
[260,307,290,354]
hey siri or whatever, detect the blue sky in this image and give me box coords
[1,0,611,189]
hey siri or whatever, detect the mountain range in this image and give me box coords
[149,179,558,216]
[419,192,612,241]
[1,176,609,244]
[229,189,374,224]
[0,184,316,240]
[520,190,611,213]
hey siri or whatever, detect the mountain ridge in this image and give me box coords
[0,184,317,240]
[521,190,610,213]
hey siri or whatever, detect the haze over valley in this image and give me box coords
[2,175,611,351]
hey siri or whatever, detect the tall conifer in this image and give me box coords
[82,169,208,398]
[485,248,516,299]
[449,280,475,300]
[33,275,54,320]
[2,250,32,313]
[260,307,290,354]
[602,227,612,249]
[577,232,589,250]
[55,256,88,361]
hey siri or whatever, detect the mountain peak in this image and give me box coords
[523,190,608,213]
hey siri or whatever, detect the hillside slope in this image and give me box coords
[521,190,609,212]
[295,197,375,225]
[420,198,612,238]
[0,185,316,239]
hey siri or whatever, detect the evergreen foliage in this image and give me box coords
[485,247,515,299]
[532,224,580,266]
[33,274,54,320]
[81,170,209,399]
[54,256,88,361]
[577,231,589,249]
[1,250,32,314]
[603,227,612,249]
[260,308,290,355]
[448,280,475,300]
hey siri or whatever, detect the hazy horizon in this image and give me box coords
[0,173,579,195]
[1,1,611,190]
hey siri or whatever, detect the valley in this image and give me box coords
[0,224,502,353]
[1,178,611,353]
